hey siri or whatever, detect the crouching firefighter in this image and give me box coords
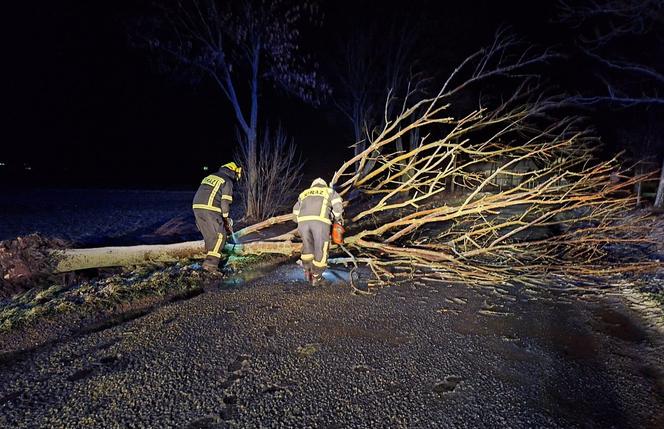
[292,178,344,286]
[192,162,242,273]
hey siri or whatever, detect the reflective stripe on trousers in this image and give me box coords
[297,220,331,274]
[194,208,226,267]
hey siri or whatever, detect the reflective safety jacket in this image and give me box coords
[292,183,343,225]
[192,168,234,218]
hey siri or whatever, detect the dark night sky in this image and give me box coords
[2,0,563,188]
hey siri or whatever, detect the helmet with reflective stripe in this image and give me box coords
[311,178,327,187]
[222,162,242,181]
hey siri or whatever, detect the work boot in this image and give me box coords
[202,263,221,275]
[310,273,323,287]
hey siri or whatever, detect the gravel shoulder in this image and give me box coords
[1,264,664,428]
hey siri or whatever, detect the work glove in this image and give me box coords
[223,217,234,235]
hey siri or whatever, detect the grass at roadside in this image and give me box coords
[0,254,278,334]
[650,291,664,308]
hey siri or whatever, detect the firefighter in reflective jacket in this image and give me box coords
[192,162,242,272]
[292,178,344,285]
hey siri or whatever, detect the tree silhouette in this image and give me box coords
[141,0,328,219]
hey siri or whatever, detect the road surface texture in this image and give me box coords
[1,264,663,428]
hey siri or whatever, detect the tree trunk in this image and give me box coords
[54,240,301,273]
[244,131,259,219]
[243,42,261,220]
[360,149,379,180]
[219,48,258,220]
[655,157,664,209]
[353,121,365,175]
[635,164,643,207]
[53,214,298,273]
[450,157,456,194]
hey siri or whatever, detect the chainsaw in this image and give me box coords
[223,218,237,246]
[332,222,366,293]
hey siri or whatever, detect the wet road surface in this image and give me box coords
[1,264,663,428]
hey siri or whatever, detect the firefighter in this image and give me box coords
[292,178,344,286]
[192,162,242,272]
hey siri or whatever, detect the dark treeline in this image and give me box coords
[2,0,661,189]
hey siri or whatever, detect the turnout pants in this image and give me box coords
[194,209,227,268]
[298,220,331,276]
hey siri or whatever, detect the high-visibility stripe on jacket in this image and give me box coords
[192,168,234,217]
[292,183,343,225]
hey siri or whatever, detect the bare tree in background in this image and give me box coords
[558,0,664,107]
[236,124,302,219]
[558,0,664,208]
[615,112,664,206]
[333,26,378,159]
[140,0,328,219]
[332,19,426,180]
[656,158,664,209]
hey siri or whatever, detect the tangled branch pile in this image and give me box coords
[325,35,661,287]
[29,33,661,291]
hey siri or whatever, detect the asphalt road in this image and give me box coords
[1,264,663,428]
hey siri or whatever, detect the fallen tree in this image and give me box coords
[21,33,662,287]
[48,213,298,273]
[330,33,660,287]
[54,240,301,273]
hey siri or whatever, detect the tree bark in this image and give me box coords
[234,213,293,240]
[54,240,301,273]
[655,157,664,209]
[237,42,262,220]
[635,164,643,207]
[53,214,298,273]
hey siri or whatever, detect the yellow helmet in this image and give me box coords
[222,162,242,180]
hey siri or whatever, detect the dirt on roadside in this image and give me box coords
[0,235,67,299]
